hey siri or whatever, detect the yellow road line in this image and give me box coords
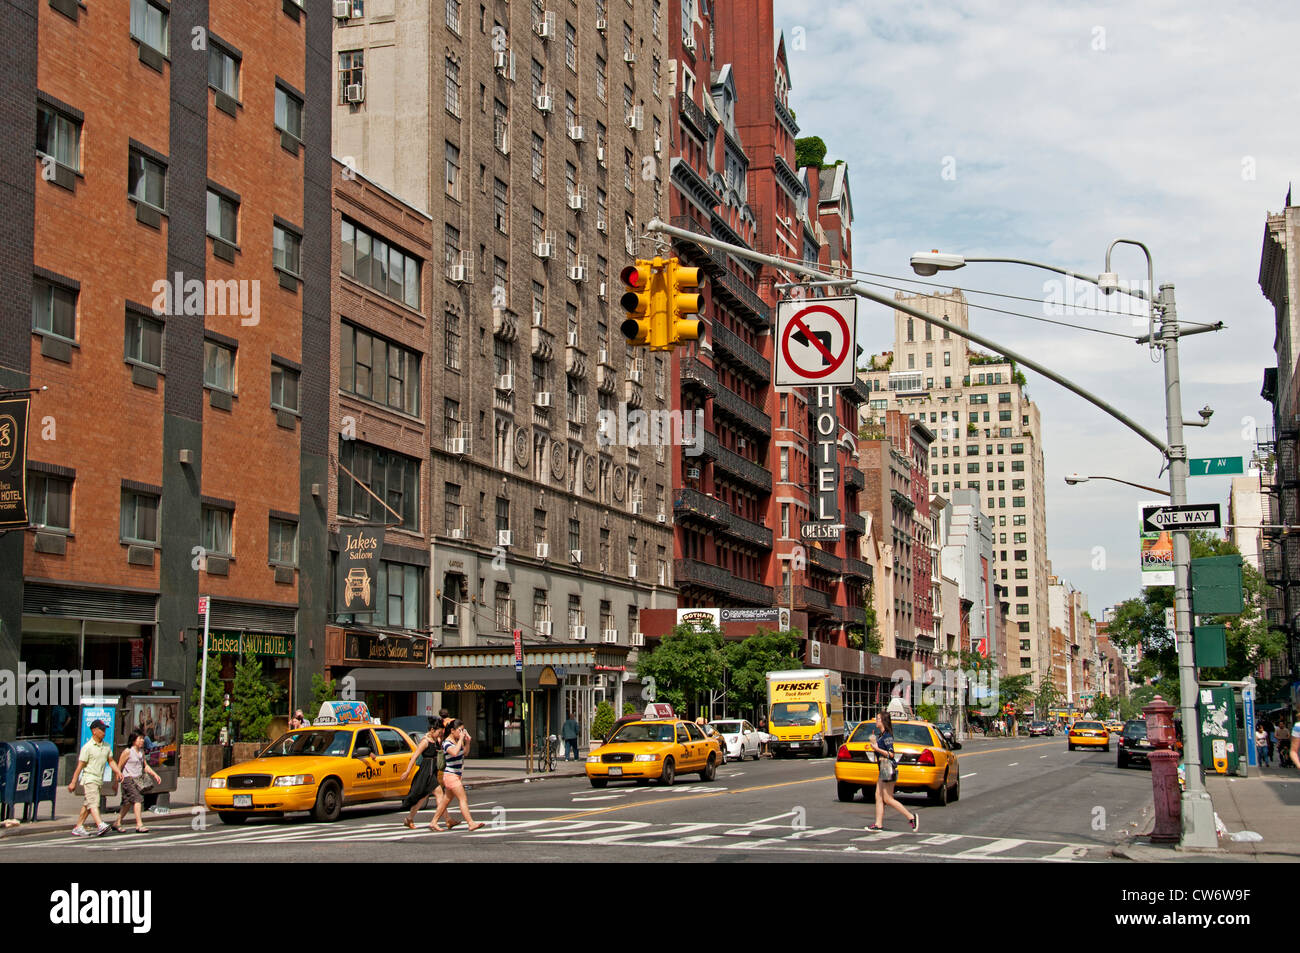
[546,775,832,823]
[958,740,1059,758]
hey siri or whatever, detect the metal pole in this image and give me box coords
[1159,283,1218,849]
[647,219,1169,455]
[194,602,210,805]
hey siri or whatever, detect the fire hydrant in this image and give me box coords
[1144,695,1180,843]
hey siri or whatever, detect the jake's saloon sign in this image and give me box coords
[337,525,385,615]
[0,397,31,529]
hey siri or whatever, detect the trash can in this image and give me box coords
[9,741,39,821]
[30,741,60,821]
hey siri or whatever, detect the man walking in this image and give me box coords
[69,720,122,837]
[560,711,580,762]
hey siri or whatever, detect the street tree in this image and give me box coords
[230,652,282,742]
[637,622,726,717]
[723,628,802,716]
[187,652,225,745]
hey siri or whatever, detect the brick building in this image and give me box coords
[1,0,331,751]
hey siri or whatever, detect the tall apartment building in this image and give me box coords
[1,0,331,751]
[940,488,997,662]
[861,289,1052,686]
[330,0,677,743]
[1048,573,1098,707]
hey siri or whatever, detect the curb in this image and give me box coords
[0,770,586,839]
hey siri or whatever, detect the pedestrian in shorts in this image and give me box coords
[864,711,918,834]
[430,720,485,832]
[113,731,163,833]
[69,720,122,837]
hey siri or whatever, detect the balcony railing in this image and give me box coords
[711,319,771,382]
[786,585,832,614]
[718,510,773,549]
[670,215,727,276]
[843,377,873,406]
[842,556,872,582]
[806,545,842,574]
[844,513,867,536]
[844,466,865,492]
[673,488,729,526]
[705,433,773,492]
[679,355,718,395]
[675,558,774,605]
[679,89,708,137]
[844,605,867,627]
[712,382,770,437]
[711,265,772,327]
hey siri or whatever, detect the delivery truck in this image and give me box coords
[765,669,844,758]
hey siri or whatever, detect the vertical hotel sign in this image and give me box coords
[0,397,31,529]
[338,525,386,614]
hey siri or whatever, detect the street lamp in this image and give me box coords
[909,241,1220,849]
[1063,473,1170,496]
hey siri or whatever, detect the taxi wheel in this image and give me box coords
[660,757,676,786]
[700,754,717,782]
[928,773,950,806]
[589,778,608,789]
[1068,743,1075,751]
[951,777,960,801]
[1102,744,1110,752]
[837,781,858,803]
[217,812,247,825]
[863,784,876,803]
[312,780,342,822]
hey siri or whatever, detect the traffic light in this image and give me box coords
[666,260,702,347]
[619,260,655,347]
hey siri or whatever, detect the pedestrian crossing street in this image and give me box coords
[4,805,1105,861]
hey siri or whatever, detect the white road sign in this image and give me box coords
[775,297,858,387]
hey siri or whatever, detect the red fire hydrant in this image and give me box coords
[1144,695,1181,843]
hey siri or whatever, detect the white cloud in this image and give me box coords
[774,0,1295,611]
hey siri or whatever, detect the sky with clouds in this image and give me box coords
[770,0,1298,614]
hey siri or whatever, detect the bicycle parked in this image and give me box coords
[534,734,559,773]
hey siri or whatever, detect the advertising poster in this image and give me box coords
[0,396,31,529]
[78,703,116,783]
[1139,499,1174,587]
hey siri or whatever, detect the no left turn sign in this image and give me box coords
[775,296,857,386]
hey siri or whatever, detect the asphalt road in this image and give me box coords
[0,736,1158,863]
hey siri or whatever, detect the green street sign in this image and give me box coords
[1189,456,1244,476]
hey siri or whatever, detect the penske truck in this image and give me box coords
[765,669,844,758]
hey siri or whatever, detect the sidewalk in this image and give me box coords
[1113,765,1300,862]
[1,755,586,840]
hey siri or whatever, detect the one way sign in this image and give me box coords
[1142,503,1221,534]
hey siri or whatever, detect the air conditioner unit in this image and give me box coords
[447,264,467,283]
[539,620,554,636]
[569,549,582,563]
[596,217,607,234]
[572,624,587,642]
[595,17,607,32]
[568,124,585,142]
[596,145,607,166]
[568,191,585,211]
[493,51,509,72]
[598,347,608,363]
[535,11,555,38]
[495,126,510,154]
[625,105,644,130]
[532,310,544,327]
[630,367,643,383]
[567,330,579,346]
[448,529,464,540]
[498,529,513,547]
[569,265,587,282]
[536,542,550,559]
[445,613,458,626]
[448,437,467,455]
[656,513,666,523]
[344,83,365,104]
[535,391,552,407]
[683,33,696,52]
[686,467,700,479]
[535,93,553,113]
[628,562,638,577]
[602,629,618,644]
[333,0,352,18]
[624,50,636,64]
[534,241,553,259]
[631,631,645,647]
[738,437,747,450]
[653,135,662,154]
[496,374,514,391]
[631,500,642,515]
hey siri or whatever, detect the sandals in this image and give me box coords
[134,827,151,834]
[429,822,448,832]
[467,822,485,832]
[446,818,460,830]
[402,817,415,829]
[111,825,125,834]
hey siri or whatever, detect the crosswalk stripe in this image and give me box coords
[954,837,1024,856]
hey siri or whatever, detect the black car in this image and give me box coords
[1117,719,1153,768]
[933,722,962,750]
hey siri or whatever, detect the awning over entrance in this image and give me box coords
[347,665,571,693]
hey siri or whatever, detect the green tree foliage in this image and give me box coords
[623,701,637,716]
[637,622,726,717]
[310,672,337,714]
[794,135,826,168]
[591,700,616,741]
[998,673,1034,710]
[916,702,939,723]
[1089,692,1115,719]
[1105,533,1284,697]
[188,653,225,745]
[230,653,283,742]
[723,628,802,713]
[1035,679,1062,717]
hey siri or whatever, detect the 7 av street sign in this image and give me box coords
[1141,503,1221,534]
[1189,456,1244,476]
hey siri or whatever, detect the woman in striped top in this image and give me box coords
[431,720,484,832]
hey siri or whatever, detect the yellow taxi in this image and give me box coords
[834,720,960,806]
[204,702,420,824]
[586,718,723,788]
[1067,720,1111,752]
[1105,720,1124,734]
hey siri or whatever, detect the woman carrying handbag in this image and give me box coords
[113,731,163,833]
[865,712,918,833]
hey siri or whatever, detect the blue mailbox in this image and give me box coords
[6,742,38,821]
[30,741,60,821]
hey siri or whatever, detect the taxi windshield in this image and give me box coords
[260,730,354,757]
[710,722,742,735]
[608,723,676,744]
[770,703,819,727]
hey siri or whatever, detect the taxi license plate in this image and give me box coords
[233,794,252,808]
[609,767,622,776]
[1139,740,1150,747]
[790,742,801,748]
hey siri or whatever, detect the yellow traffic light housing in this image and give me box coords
[667,261,702,347]
[619,261,654,347]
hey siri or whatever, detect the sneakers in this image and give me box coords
[71,826,88,837]
[908,814,919,832]
[864,825,885,832]
[94,822,110,837]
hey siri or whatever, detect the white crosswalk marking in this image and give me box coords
[954,837,1024,856]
